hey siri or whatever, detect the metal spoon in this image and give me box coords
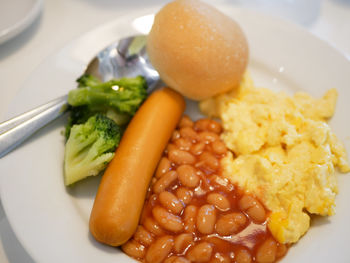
[0,35,159,158]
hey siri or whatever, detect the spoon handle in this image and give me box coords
[0,95,68,158]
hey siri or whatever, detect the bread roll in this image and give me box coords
[147,0,249,100]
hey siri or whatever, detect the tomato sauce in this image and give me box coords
[122,116,288,263]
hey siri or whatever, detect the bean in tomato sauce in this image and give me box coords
[122,116,288,263]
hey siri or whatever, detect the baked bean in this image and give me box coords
[276,243,287,258]
[156,157,171,178]
[255,239,277,263]
[211,174,226,184]
[197,204,216,234]
[125,117,287,263]
[152,206,184,233]
[235,249,252,263]
[150,177,157,187]
[165,256,191,263]
[211,140,227,155]
[210,252,230,263]
[209,174,230,189]
[134,226,154,246]
[166,143,177,153]
[199,131,220,144]
[190,142,205,155]
[179,115,194,128]
[198,151,219,170]
[145,235,174,263]
[174,138,193,151]
[186,242,213,262]
[238,195,266,223]
[122,240,146,259]
[207,120,222,134]
[172,130,181,141]
[184,205,198,233]
[207,193,230,211]
[173,257,191,263]
[180,127,199,141]
[169,149,196,165]
[164,256,177,263]
[215,212,247,236]
[193,186,208,197]
[177,165,200,188]
[153,170,178,194]
[159,191,184,214]
[143,217,165,236]
[194,119,211,132]
[194,119,222,134]
[176,187,193,205]
[174,233,193,254]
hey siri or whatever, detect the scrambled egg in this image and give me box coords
[200,74,350,244]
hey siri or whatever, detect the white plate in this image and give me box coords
[0,0,42,44]
[1,5,350,263]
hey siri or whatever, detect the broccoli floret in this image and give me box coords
[68,75,147,115]
[65,75,147,138]
[64,105,132,139]
[63,75,147,185]
[76,74,102,88]
[105,108,131,127]
[64,114,122,186]
[65,105,95,139]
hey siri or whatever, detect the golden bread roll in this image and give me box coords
[147,0,249,100]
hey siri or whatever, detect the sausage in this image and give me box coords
[89,87,185,246]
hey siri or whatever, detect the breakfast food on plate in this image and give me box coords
[147,0,249,100]
[84,0,251,251]
[90,88,185,246]
[123,116,288,263]
[58,0,349,261]
[200,73,350,244]
[64,75,147,185]
[64,114,122,185]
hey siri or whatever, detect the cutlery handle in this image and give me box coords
[0,95,68,158]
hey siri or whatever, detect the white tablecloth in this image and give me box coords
[0,0,349,262]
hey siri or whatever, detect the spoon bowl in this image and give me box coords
[0,34,160,158]
[86,35,159,88]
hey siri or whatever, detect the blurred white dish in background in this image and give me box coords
[0,0,42,44]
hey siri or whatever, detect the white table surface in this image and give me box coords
[0,0,349,262]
